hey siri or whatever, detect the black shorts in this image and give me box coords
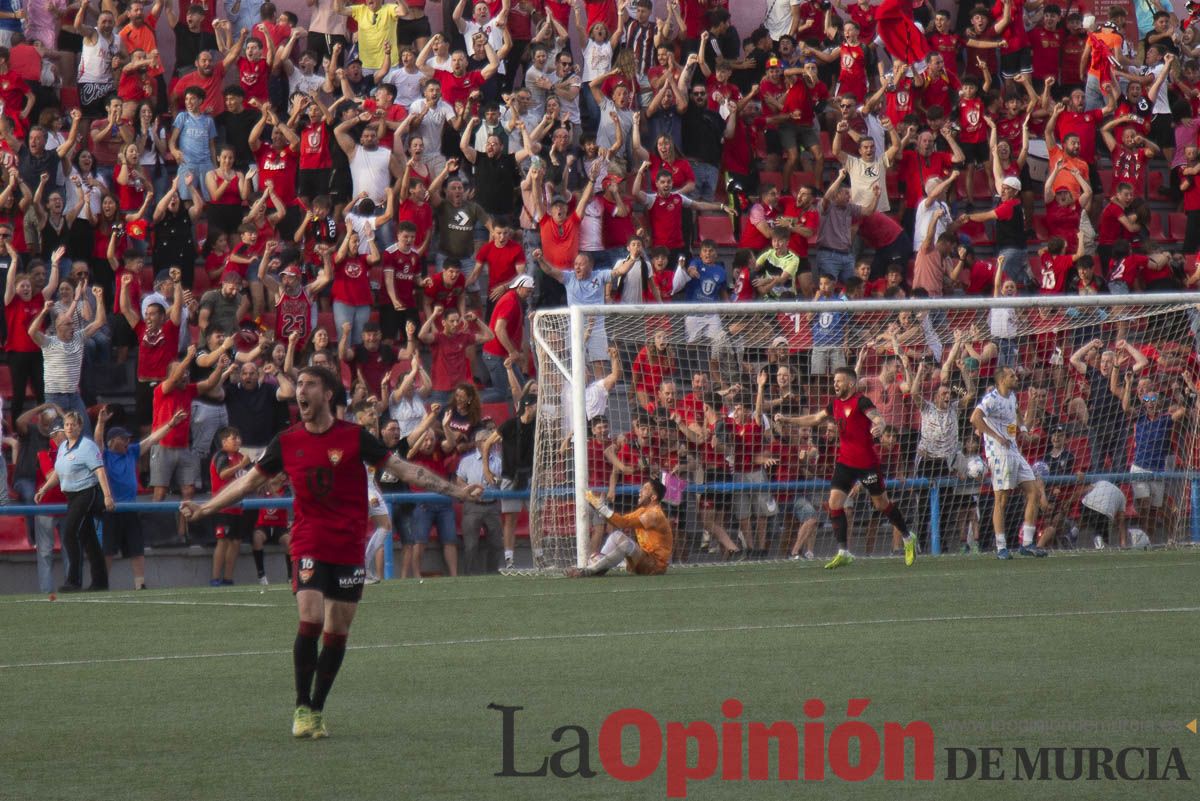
[134,380,157,427]
[701,469,733,511]
[330,168,353,203]
[101,510,144,557]
[395,16,432,46]
[379,303,422,343]
[960,140,989,166]
[292,556,365,602]
[831,463,886,496]
[214,512,246,540]
[1078,506,1111,539]
[297,168,332,199]
[999,50,1032,79]
[255,525,289,543]
[1149,114,1175,151]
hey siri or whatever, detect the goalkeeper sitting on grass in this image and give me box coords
[566,480,674,577]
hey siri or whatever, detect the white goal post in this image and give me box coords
[531,294,1200,569]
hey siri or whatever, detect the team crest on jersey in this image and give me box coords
[897,91,909,106]
[328,449,343,466]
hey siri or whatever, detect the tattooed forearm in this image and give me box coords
[391,457,459,497]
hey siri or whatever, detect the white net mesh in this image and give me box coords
[530,297,1200,569]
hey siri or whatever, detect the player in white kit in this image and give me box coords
[970,366,1048,559]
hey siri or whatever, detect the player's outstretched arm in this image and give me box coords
[774,410,828,428]
[181,467,271,521]
[386,454,484,502]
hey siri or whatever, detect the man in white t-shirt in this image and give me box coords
[832,117,899,213]
[407,81,458,175]
[334,109,400,204]
[379,47,426,107]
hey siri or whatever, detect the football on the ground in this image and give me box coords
[966,456,986,480]
[1129,528,1151,550]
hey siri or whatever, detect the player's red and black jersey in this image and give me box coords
[254,419,391,565]
[825,393,880,469]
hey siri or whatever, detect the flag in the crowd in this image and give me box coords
[874,0,930,64]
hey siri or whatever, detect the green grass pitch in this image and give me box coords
[4,550,1199,800]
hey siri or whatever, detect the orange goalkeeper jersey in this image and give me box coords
[608,503,674,574]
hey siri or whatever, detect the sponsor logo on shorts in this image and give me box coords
[298,557,314,584]
[339,567,366,588]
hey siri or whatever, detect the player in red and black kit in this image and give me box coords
[777,366,917,568]
[181,366,484,739]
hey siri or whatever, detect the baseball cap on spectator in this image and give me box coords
[771,337,789,348]
[48,419,65,435]
[1002,176,1022,191]
[106,426,132,443]
[363,321,381,334]
[549,196,570,207]
[510,275,535,290]
[221,271,242,285]
[154,270,173,285]
[766,57,781,68]
[1052,425,1065,435]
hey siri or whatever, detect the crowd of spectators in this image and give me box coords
[1,0,1199,590]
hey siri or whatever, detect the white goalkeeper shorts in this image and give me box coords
[985,444,1036,492]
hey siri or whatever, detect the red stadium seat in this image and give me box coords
[820,130,834,160]
[60,86,79,109]
[192,267,212,294]
[0,517,33,553]
[1168,212,1187,243]
[1030,214,1049,243]
[1098,169,1114,194]
[695,214,736,247]
[758,171,784,192]
[1146,170,1168,200]
[790,172,815,193]
[1148,213,1168,242]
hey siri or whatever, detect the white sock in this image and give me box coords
[1021,524,1036,547]
[839,547,851,557]
[996,533,1007,552]
[504,549,514,561]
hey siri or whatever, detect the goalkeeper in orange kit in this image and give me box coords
[566,480,674,577]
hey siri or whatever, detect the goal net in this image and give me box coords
[529,296,1200,569]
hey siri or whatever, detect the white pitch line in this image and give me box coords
[3,606,1197,671]
[39,598,277,608]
